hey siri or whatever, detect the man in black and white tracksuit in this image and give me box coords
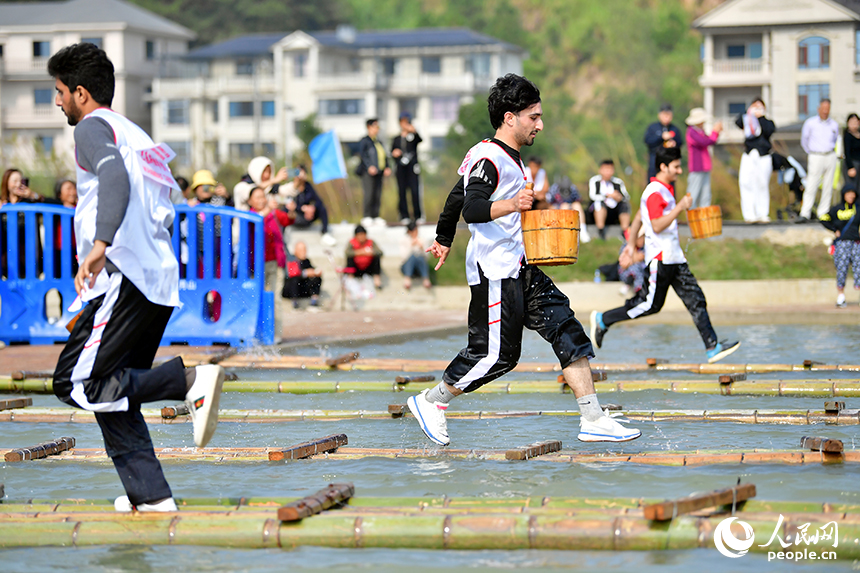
[48,43,225,512]
[407,74,640,445]
[590,146,740,363]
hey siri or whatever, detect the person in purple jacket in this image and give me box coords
[685,108,722,209]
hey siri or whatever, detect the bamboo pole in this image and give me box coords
[0,509,853,556]
[3,446,856,466]
[6,377,860,397]
[1,407,859,425]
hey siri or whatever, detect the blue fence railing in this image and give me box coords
[0,203,273,346]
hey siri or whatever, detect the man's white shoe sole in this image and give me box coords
[707,342,741,364]
[187,365,225,448]
[577,429,641,442]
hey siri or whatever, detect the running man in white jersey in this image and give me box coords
[48,43,224,512]
[407,74,640,445]
[589,146,740,363]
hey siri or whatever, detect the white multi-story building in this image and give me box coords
[694,0,860,144]
[150,27,525,170]
[0,0,193,164]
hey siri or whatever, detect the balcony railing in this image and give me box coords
[1,105,65,127]
[706,59,764,75]
[0,57,49,75]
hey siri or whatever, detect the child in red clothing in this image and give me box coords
[345,224,383,289]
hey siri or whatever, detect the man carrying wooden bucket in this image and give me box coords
[589,146,740,363]
[408,74,640,446]
[48,43,225,513]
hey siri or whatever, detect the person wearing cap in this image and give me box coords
[685,108,722,209]
[819,183,859,307]
[191,170,232,207]
[644,103,684,180]
[391,112,424,224]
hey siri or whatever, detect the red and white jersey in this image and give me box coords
[640,179,685,265]
[460,139,528,285]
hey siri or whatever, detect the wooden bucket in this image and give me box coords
[687,205,722,239]
[521,209,580,266]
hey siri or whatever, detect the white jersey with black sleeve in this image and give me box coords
[457,138,528,285]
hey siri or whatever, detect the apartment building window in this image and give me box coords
[431,96,460,121]
[294,52,308,77]
[33,41,51,57]
[261,101,275,117]
[399,98,418,119]
[422,56,441,74]
[236,59,254,76]
[146,40,156,61]
[798,83,830,120]
[81,37,102,49]
[229,101,254,117]
[165,141,191,167]
[229,143,255,159]
[262,143,275,156]
[36,136,53,153]
[34,88,53,106]
[798,37,829,69]
[210,101,219,123]
[466,54,491,77]
[381,57,397,76]
[728,102,746,116]
[726,44,745,59]
[318,99,364,116]
[749,42,762,59]
[166,100,190,125]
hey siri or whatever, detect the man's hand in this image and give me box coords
[75,240,108,295]
[661,131,672,141]
[273,167,289,184]
[301,204,316,218]
[678,193,693,210]
[610,190,624,202]
[427,241,450,271]
[367,165,378,176]
[514,185,535,212]
[392,148,403,158]
[618,243,635,269]
[849,168,857,178]
[383,167,391,177]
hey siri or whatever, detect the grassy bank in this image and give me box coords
[432,234,835,285]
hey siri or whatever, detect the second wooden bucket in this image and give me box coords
[687,205,722,239]
[521,209,580,266]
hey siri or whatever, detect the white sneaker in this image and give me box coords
[407,389,450,446]
[837,293,847,308]
[321,232,337,247]
[115,495,178,512]
[374,217,387,227]
[416,217,426,225]
[360,217,374,228]
[186,365,225,448]
[578,414,641,442]
[400,218,411,225]
[580,228,592,243]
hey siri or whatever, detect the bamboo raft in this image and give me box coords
[2,407,860,425]
[0,495,853,555]
[1,446,854,465]
[6,378,860,397]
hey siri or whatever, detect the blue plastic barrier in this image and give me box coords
[0,203,273,347]
[162,205,274,346]
[0,204,78,344]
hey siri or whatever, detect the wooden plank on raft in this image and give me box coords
[804,360,824,368]
[801,436,843,453]
[268,434,348,461]
[719,373,747,384]
[394,375,435,384]
[604,403,623,411]
[388,404,408,418]
[277,482,355,522]
[10,370,52,381]
[325,352,360,368]
[161,403,190,419]
[4,437,75,462]
[825,401,846,414]
[0,397,33,411]
[643,483,757,521]
[646,358,668,367]
[505,440,562,461]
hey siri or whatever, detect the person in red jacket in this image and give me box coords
[248,186,294,339]
[345,224,383,289]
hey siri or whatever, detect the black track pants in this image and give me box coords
[602,259,718,349]
[442,264,594,393]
